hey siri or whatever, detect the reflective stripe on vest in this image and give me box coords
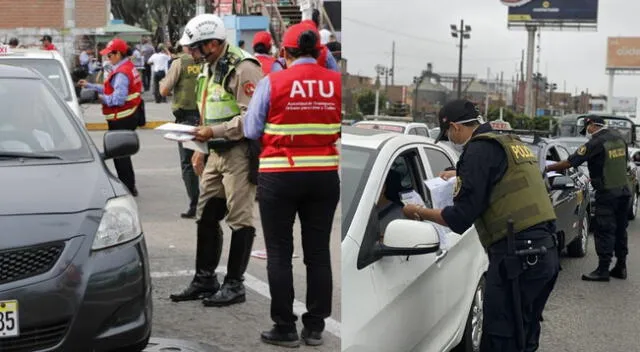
[259,155,339,170]
[263,123,341,135]
[102,59,143,121]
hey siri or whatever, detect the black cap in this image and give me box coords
[435,99,481,143]
[40,35,52,42]
[579,115,606,135]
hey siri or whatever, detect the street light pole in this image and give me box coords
[196,0,205,15]
[451,20,471,99]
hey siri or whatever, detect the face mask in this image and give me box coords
[586,131,593,139]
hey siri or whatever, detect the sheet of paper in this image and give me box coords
[163,132,195,142]
[424,177,458,249]
[181,140,210,154]
[155,122,198,133]
[546,171,562,178]
[399,190,426,207]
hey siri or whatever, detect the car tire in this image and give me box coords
[628,191,638,220]
[567,215,588,258]
[453,277,485,352]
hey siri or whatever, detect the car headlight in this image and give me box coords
[92,195,142,250]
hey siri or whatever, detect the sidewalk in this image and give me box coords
[82,91,175,131]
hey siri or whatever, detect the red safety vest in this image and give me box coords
[260,62,341,173]
[102,59,143,121]
[317,46,328,68]
[256,54,276,75]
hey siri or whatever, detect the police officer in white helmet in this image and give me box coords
[169,14,264,308]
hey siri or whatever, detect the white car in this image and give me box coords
[341,126,489,352]
[0,47,83,121]
[353,120,433,138]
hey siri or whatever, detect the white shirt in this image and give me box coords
[319,29,332,45]
[147,53,171,72]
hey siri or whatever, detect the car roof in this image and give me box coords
[342,125,435,149]
[554,136,588,142]
[0,48,61,61]
[354,120,425,127]
[0,63,41,79]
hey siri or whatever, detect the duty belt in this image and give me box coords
[488,235,557,256]
[208,139,244,153]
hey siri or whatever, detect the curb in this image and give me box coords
[85,120,171,131]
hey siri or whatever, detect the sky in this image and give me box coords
[342,0,640,104]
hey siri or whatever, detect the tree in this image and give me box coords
[387,101,410,117]
[356,90,386,115]
[110,0,217,45]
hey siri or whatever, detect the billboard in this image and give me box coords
[607,37,640,70]
[506,0,599,26]
[610,97,638,113]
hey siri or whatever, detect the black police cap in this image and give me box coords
[435,99,481,143]
[579,115,606,135]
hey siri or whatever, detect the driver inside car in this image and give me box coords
[377,169,406,241]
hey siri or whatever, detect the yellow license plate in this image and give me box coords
[0,300,19,338]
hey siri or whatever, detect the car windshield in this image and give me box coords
[0,78,90,162]
[355,123,405,133]
[557,140,585,154]
[341,145,376,239]
[0,59,72,101]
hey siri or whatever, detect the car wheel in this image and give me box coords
[628,192,638,220]
[567,215,588,258]
[454,277,485,352]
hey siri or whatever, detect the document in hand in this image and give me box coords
[424,177,458,249]
[155,123,209,154]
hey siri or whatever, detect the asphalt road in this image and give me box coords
[538,220,640,351]
[89,130,341,352]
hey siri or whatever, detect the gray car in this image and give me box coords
[0,64,151,351]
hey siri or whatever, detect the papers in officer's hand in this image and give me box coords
[399,190,426,207]
[424,177,458,249]
[163,132,195,142]
[155,122,197,133]
[546,171,562,178]
[425,177,457,209]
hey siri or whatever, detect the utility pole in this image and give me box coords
[384,67,389,92]
[524,25,537,117]
[485,67,491,117]
[391,41,396,86]
[451,20,472,99]
[375,65,386,115]
[196,0,205,15]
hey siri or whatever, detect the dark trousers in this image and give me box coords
[594,192,631,265]
[107,116,138,193]
[153,70,167,103]
[143,64,151,91]
[481,231,560,352]
[173,109,201,211]
[257,170,340,333]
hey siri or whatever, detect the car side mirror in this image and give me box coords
[102,130,139,160]
[373,219,440,257]
[550,175,575,190]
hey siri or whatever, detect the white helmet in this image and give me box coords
[179,14,226,46]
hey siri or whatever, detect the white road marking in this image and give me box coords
[151,267,341,338]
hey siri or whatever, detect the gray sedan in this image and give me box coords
[0,64,151,351]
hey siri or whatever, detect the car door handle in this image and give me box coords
[435,249,448,263]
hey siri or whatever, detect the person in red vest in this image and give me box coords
[243,22,341,348]
[79,38,143,196]
[271,16,340,73]
[252,31,276,75]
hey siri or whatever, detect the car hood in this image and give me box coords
[0,161,114,215]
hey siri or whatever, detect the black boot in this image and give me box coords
[610,258,627,279]
[260,326,300,348]
[301,328,323,346]
[202,227,255,307]
[582,261,610,282]
[170,220,223,302]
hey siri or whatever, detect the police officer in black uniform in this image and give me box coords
[403,99,560,352]
[546,116,631,281]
